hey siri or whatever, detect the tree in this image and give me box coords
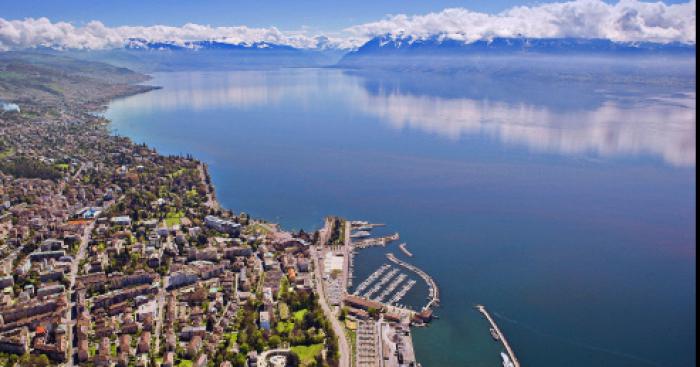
[268,335,281,349]
[287,352,301,367]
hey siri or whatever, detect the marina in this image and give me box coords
[386,253,440,312]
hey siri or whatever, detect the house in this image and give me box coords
[137,331,150,354]
[0,275,14,289]
[77,339,89,362]
[163,352,175,367]
[187,335,202,358]
[0,327,29,354]
[194,354,208,367]
[110,216,132,226]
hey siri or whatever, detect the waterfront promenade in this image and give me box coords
[476,304,520,367]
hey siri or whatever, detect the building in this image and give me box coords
[259,311,271,331]
[110,216,132,226]
[204,215,241,236]
[344,295,383,312]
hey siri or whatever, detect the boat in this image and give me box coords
[490,328,500,341]
[501,352,515,367]
[350,230,371,238]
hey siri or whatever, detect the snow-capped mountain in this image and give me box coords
[123,38,300,51]
[338,35,696,67]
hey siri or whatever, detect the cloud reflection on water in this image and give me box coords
[357,81,695,167]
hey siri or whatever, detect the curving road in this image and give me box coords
[312,245,350,367]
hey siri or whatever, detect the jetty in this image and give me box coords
[475,305,520,367]
[398,242,413,257]
[386,253,439,312]
[354,232,400,249]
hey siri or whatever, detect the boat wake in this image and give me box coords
[492,312,662,367]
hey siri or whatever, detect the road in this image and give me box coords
[198,163,220,210]
[311,245,351,367]
[64,218,96,367]
[64,194,123,367]
[153,279,168,354]
[341,220,351,290]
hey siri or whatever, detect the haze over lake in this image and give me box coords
[106,66,696,367]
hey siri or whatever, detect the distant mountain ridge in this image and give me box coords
[124,38,300,51]
[339,35,696,67]
[58,38,346,72]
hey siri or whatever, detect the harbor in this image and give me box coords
[476,304,520,367]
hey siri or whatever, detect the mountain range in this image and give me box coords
[30,35,696,72]
[337,35,696,67]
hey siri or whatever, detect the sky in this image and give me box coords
[0,0,696,49]
[3,1,550,31]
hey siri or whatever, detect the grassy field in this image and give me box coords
[291,344,324,366]
[164,210,185,226]
[0,147,14,159]
[245,222,272,235]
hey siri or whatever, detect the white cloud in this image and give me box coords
[0,17,356,51]
[0,1,695,51]
[347,0,696,44]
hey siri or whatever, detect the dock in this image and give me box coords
[388,279,416,305]
[386,253,439,312]
[353,264,390,295]
[374,273,407,302]
[475,305,520,367]
[363,268,399,299]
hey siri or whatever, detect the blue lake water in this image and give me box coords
[105,67,696,367]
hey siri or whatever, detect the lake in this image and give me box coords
[105,66,696,367]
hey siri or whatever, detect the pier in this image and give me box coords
[398,242,413,257]
[388,279,416,305]
[374,273,407,302]
[363,268,399,299]
[353,264,391,295]
[386,253,440,312]
[475,305,520,367]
